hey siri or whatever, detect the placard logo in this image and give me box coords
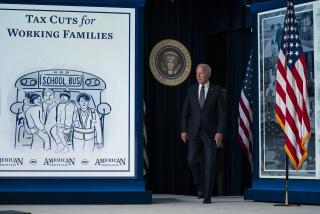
[95,158,126,166]
[43,157,75,166]
[81,159,89,165]
[0,158,23,166]
[29,159,38,165]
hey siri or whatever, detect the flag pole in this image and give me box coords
[274,149,300,206]
[274,0,309,207]
[274,38,292,207]
[282,0,290,205]
[285,153,289,205]
[274,139,293,206]
[274,0,292,207]
[274,64,292,207]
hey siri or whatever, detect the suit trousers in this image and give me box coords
[188,126,217,198]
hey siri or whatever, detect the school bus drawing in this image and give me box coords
[10,69,111,153]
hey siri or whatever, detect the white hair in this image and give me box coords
[197,64,211,77]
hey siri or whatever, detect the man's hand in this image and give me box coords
[214,132,223,148]
[180,132,188,143]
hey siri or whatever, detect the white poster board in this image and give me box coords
[0,4,136,177]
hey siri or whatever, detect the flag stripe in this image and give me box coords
[285,109,304,155]
[239,116,251,145]
[239,98,253,129]
[238,126,250,149]
[240,91,253,123]
[285,136,299,163]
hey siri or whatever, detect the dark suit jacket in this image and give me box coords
[181,82,226,140]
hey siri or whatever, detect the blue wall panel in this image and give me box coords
[0,0,151,204]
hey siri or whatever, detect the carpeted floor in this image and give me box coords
[0,195,319,214]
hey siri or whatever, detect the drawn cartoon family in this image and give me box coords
[10,70,111,153]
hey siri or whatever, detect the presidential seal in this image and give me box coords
[149,39,191,86]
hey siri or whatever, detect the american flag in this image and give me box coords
[143,101,149,175]
[275,0,311,170]
[238,52,253,172]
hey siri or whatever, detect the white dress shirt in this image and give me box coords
[198,81,210,100]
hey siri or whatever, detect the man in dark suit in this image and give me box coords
[181,63,225,204]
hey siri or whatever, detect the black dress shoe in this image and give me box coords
[197,191,204,199]
[202,197,212,204]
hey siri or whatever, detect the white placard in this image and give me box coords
[0,4,136,177]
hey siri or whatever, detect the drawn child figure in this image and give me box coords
[42,89,57,144]
[55,89,77,153]
[23,92,51,150]
[73,93,102,152]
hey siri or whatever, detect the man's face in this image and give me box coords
[79,97,89,110]
[196,66,210,85]
[60,95,69,103]
[43,91,54,104]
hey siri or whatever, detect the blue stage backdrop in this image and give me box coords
[0,0,151,204]
[245,0,320,205]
